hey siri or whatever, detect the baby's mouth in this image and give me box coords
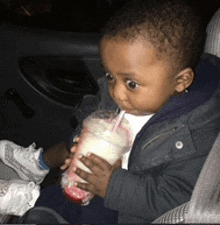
[119,107,128,113]
[120,108,136,115]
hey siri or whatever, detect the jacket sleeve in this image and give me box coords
[104,153,208,221]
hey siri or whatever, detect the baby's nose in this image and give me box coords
[113,83,127,102]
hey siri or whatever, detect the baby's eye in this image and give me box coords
[105,73,114,83]
[126,80,138,89]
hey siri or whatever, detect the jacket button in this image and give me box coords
[175,141,183,149]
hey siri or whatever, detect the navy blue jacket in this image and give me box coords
[70,53,220,223]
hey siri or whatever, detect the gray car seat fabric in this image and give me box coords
[185,132,220,223]
[153,132,220,224]
[204,7,220,58]
[152,202,189,224]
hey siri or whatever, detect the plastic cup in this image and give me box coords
[61,110,132,205]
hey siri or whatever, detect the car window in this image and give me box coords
[1,0,220,33]
[0,0,127,32]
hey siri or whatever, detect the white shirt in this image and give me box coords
[121,113,154,170]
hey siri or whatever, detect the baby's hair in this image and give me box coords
[102,0,206,72]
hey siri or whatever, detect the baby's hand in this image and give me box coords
[60,137,79,170]
[74,153,121,198]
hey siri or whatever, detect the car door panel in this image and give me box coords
[0,23,103,149]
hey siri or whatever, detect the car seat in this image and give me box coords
[152,131,220,224]
[204,7,220,59]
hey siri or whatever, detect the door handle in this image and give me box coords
[4,88,35,118]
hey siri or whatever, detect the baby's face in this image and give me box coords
[99,37,178,116]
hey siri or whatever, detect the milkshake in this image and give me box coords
[61,110,132,205]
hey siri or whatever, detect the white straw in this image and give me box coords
[112,110,126,132]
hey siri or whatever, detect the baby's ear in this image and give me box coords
[175,68,194,93]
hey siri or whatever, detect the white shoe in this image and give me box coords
[0,141,49,184]
[0,179,40,216]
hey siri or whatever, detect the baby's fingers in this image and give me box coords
[70,145,77,153]
[60,158,71,170]
[70,137,80,153]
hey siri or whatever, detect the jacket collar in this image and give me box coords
[147,54,220,127]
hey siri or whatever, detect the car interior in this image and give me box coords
[0,0,220,223]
